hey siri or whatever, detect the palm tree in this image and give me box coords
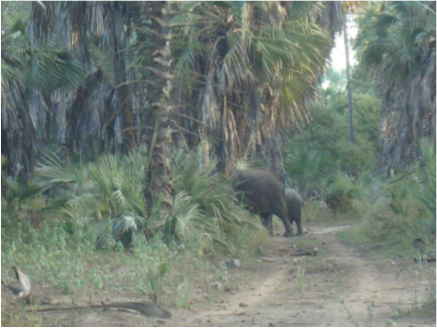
[169,2,347,175]
[25,2,141,156]
[1,11,84,178]
[24,1,177,224]
[355,1,436,171]
[137,2,176,220]
[3,1,356,231]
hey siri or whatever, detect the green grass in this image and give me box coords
[388,268,436,324]
[1,150,271,326]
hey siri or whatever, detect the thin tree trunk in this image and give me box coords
[105,3,137,153]
[344,18,355,144]
[144,2,175,223]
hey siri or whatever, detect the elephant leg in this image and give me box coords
[273,199,294,237]
[295,210,303,236]
[261,213,274,236]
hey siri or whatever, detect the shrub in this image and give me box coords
[285,102,377,205]
[3,149,265,254]
[322,172,366,212]
[404,138,436,235]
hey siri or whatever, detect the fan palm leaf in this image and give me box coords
[355,1,436,170]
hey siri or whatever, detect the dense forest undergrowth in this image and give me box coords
[2,136,435,325]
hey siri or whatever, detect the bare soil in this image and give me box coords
[6,224,436,327]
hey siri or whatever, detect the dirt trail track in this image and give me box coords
[58,225,435,326]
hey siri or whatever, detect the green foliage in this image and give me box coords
[351,64,378,96]
[166,0,335,133]
[341,190,432,258]
[1,16,85,94]
[405,139,436,235]
[285,145,335,198]
[1,150,267,319]
[340,138,436,256]
[171,150,265,253]
[285,96,380,205]
[285,73,382,212]
[354,1,435,85]
[322,67,347,96]
[327,93,381,146]
[3,148,265,254]
[414,139,435,216]
[323,172,366,212]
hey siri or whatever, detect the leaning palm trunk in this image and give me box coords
[144,2,175,222]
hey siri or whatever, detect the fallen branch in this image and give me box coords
[34,302,172,319]
[291,247,319,257]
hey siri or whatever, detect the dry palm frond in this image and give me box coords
[169,1,339,175]
[356,1,436,170]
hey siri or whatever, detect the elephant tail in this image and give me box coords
[302,202,310,223]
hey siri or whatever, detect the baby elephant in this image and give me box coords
[266,189,307,236]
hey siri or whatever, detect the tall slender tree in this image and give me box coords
[344,17,355,143]
[141,2,175,221]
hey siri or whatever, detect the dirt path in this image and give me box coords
[41,225,435,327]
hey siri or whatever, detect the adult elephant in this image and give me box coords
[265,188,307,236]
[234,169,294,237]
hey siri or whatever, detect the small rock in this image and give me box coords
[239,302,248,307]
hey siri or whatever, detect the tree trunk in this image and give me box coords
[344,18,355,144]
[144,2,175,223]
[105,3,137,153]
